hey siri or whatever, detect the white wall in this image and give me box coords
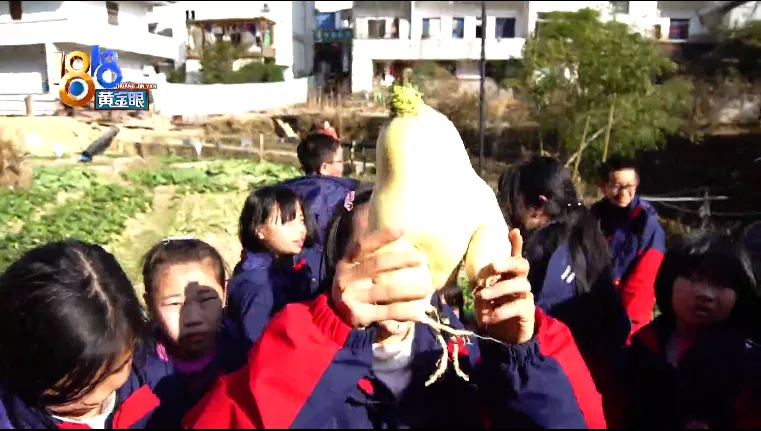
[0,45,47,95]
[0,1,178,59]
[152,77,311,116]
[156,1,314,80]
[316,1,353,13]
[352,1,529,92]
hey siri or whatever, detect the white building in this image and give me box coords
[150,1,315,80]
[0,1,179,105]
[350,1,760,93]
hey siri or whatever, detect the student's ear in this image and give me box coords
[255,226,266,241]
[318,162,329,176]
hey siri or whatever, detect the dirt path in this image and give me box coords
[109,186,178,292]
[165,190,247,272]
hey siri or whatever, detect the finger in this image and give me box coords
[356,278,432,305]
[356,250,425,278]
[477,278,531,301]
[509,228,524,259]
[346,228,404,261]
[487,256,530,278]
[479,294,534,325]
[351,299,429,326]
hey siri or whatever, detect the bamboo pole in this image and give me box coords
[601,94,617,162]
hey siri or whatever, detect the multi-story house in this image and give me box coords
[150,1,315,82]
[350,1,761,93]
[314,2,353,93]
[0,1,179,101]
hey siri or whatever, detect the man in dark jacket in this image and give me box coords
[591,156,665,341]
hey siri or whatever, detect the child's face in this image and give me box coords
[257,203,307,256]
[46,348,133,420]
[150,261,226,359]
[671,276,737,327]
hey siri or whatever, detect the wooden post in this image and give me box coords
[337,93,343,141]
[24,95,33,116]
[573,115,591,181]
[349,140,355,174]
[259,133,265,162]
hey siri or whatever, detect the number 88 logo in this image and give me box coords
[58,48,123,108]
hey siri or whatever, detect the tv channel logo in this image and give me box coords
[53,45,123,108]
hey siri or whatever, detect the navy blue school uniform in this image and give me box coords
[0,388,11,429]
[184,294,607,429]
[625,316,709,429]
[227,251,316,349]
[526,224,631,357]
[591,195,665,338]
[280,175,360,285]
[1,367,160,429]
[136,318,248,428]
[678,329,761,429]
[526,224,631,426]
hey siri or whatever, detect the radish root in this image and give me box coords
[421,302,507,387]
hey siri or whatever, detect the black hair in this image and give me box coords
[597,155,638,183]
[238,184,318,254]
[321,184,374,285]
[439,285,465,315]
[141,238,228,304]
[654,232,759,331]
[296,132,341,175]
[0,240,148,423]
[497,156,611,295]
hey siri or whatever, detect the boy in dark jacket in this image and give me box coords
[591,156,665,339]
[282,132,359,286]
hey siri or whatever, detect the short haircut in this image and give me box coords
[597,156,638,183]
[297,133,341,175]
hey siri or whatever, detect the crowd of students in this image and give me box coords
[0,125,759,429]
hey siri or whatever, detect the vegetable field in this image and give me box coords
[0,159,301,283]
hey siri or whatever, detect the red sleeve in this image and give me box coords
[184,297,349,429]
[622,221,665,339]
[536,309,608,429]
[182,370,259,429]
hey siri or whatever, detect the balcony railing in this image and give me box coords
[185,17,276,60]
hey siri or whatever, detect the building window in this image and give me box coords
[422,18,440,39]
[610,1,629,14]
[452,17,464,39]
[391,18,399,39]
[106,1,119,26]
[653,24,662,40]
[495,18,516,38]
[669,18,689,40]
[475,18,483,39]
[368,19,386,39]
[9,0,22,20]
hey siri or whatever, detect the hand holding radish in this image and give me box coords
[331,228,434,329]
[474,229,535,345]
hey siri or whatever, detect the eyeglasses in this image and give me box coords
[608,183,638,194]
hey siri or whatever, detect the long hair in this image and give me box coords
[320,185,374,289]
[498,156,610,294]
[0,240,148,427]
